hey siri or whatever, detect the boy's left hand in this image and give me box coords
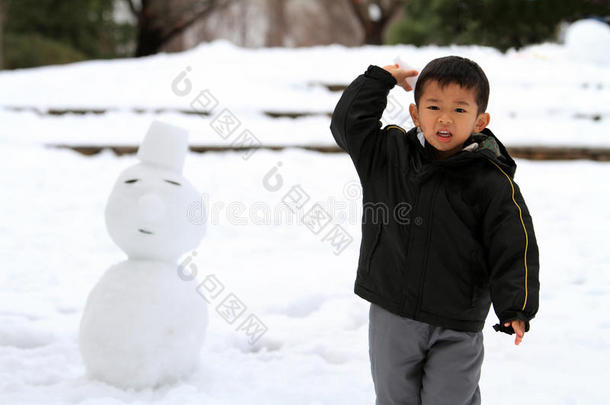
[505,319,526,345]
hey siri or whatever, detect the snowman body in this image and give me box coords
[79,122,207,389]
[80,260,207,388]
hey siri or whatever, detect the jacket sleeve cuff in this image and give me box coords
[364,65,397,88]
[492,311,531,335]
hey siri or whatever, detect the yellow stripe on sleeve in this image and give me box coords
[486,159,530,311]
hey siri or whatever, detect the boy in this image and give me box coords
[329,56,540,404]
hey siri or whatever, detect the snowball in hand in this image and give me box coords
[79,121,208,389]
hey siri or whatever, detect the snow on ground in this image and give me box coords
[1,19,610,404]
[1,142,609,404]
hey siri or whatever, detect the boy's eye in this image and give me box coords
[427,106,439,110]
[456,108,466,113]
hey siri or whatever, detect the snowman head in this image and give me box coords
[105,121,206,262]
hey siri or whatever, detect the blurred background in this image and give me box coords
[0,0,608,69]
[1,1,609,405]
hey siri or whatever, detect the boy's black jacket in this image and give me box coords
[330,65,540,334]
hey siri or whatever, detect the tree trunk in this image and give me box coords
[134,1,165,57]
[129,0,234,57]
[363,23,384,45]
[239,0,248,46]
[265,0,285,47]
[348,0,404,45]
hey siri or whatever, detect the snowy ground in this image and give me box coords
[1,21,610,404]
[1,143,609,404]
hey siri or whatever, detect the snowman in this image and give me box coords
[79,121,208,389]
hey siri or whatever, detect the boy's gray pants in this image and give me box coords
[369,303,484,405]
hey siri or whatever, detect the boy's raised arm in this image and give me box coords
[482,173,540,341]
[329,65,397,181]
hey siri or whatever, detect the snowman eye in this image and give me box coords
[124,179,139,184]
[164,179,181,186]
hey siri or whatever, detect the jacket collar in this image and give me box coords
[406,126,517,179]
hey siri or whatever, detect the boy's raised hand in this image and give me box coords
[505,319,526,345]
[382,64,418,92]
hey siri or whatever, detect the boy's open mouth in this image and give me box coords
[436,130,452,142]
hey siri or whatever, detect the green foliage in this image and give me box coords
[4,33,86,69]
[2,0,135,69]
[386,0,610,52]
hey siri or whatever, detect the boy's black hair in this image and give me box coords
[414,56,490,115]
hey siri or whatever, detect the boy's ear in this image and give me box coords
[474,112,490,132]
[409,104,420,127]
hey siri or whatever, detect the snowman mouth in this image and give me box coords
[138,228,154,235]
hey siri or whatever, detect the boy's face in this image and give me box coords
[409,80,490,160]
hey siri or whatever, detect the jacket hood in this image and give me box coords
[407,126,517,181]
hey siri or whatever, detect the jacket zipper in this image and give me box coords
[414,180,441,317]
[400,178,419,313]
[366,223,383,274]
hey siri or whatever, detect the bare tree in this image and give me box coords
[265,0,286,47]
[347,0,405,45]
[289,0,362,47]
[125,0,236,57]
[238,0,248,46]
